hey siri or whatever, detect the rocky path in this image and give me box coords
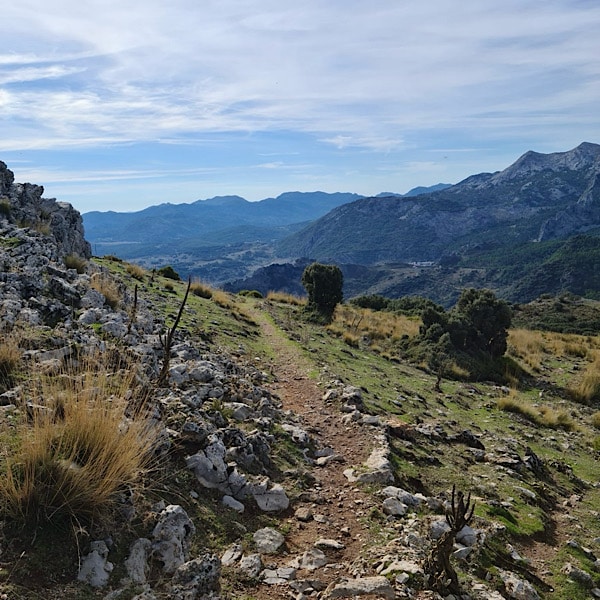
[245,303,381,598]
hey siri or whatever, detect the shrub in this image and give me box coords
[0,365,155,524]
[64,254,87,274]
[157,265,181,281]
[301,262,343,323]
[266,291,306,306]
[591,412,600,429]
[237,289,263,299]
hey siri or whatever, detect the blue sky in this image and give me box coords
[1,0,599,214]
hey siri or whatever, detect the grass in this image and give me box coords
[0,360,156,525]
[64,254,87,274]
[90,272,121,309]
[0,334,21,392]
[266,291,306,306]
[496,394,577,430]
[190,279,213,299]
[124,262,146,281]
[568,353,600,404]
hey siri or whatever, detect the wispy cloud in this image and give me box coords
[1,0,599,210]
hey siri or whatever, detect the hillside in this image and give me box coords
[2,163,600,599]
[269,142,600,304]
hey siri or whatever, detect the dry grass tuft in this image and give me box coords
[569,354,600,404]
[497,393,576,430]
[190,279,213,299]
[266,291,306,306]
[212,289,234,309]
[0,333,22,392]
[125,262,147,281]
[91,272,121,309]
[0,362,155,525]
[64,254,87,274]
[591,412,600,429]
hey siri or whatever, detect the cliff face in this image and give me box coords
[0,161,91,258]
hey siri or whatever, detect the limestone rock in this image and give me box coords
[169,554,220,600]
[238,554,263,579]
[250,478,289,512]
[151,504,196,574]
[253,527,285,554]
[324,576,395,600]
[77,540,113,588]
[124,538,152,584]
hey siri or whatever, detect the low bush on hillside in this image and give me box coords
[0,361,156,525]
[401,288,512,381]
[237,289,263,298]
[266,291,306,306]
[497,395,576,430]
[157,265,181,281]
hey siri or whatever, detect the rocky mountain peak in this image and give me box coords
[0,161,91,258]
[491,141,600,184]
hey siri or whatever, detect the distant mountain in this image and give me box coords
[276,143,600,265]
[227,142,600,305]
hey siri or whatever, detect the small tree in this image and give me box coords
[301,262,343,323]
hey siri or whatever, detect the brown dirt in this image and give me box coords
[246,305,380,598]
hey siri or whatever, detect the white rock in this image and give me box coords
[239,554,263,578]
[221,543,243,566]
[124,538,152,584]
[325,576,394,600]
[499,569,541,600]
[382,497,408,516]
[222,495,245,513]
[77,540,113,588]
[251,479,289,512]
[253,527,285,554]
[151,505,196,575]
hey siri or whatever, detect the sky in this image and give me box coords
[1,1,599,214]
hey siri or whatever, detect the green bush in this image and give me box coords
[157,265,181,281]
[301,262,343,323]
[237,289,263,298]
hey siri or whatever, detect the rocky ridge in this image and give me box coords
[1,165,599,599]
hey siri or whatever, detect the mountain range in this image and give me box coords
[83,142,600,306]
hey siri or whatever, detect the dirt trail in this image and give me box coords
[246,303,379,597]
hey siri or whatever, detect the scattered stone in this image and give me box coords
[238,554,263,579]
[295,506,314,522]
[314,539,345,550]
[290,548,329,571]
[168,554,220,600]
[124,538,152,584]
[499,569,541,600]
[151,504,196,574]
[563,562,594,587]
[221,543,243,567]
[382,497,408,517]
[253,527,285,554]
[222,495,245,513]
[263,567,297,584]
[77,541,114,588]
[250,479,290,512]
[324,576,395,600]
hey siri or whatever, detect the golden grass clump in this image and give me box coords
[328,304,419,354]
[190,279,213,299]
[497,393,576,430]
[266,291,306,306]
[125,262,147,281]
[212,289,234,309]
[91,272,121,309]
[591,412,600,429]
[0,364,155,524]
[569,354,600,404]
[0,333,21,392]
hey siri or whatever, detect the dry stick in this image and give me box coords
[156,278,191,386]
[126,284,138,335]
